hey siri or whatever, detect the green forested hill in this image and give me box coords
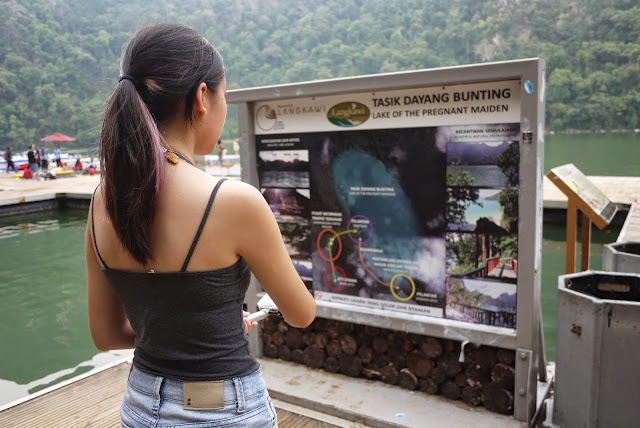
[1,0,639,149]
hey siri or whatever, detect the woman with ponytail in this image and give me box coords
[85,23,315,427]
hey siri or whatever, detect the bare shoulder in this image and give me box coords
[213,180,273,229]
[167,168,232,203]
[216,179,261,201]
[92,183,104,203]
[172,172,267,224]
[90,183,107,220]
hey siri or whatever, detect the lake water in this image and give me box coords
[0,132,637,407]
[0,210,131,407]
[545,131,640,176]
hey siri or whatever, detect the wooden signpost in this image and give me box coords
[546,164,617,274]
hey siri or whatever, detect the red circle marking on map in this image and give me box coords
[317,229,342,262]
[325,265,347,292]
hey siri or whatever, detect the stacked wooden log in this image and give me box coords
[261,317,515,415]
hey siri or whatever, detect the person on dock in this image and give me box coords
[54,145,62,167]
[4,147,16,173]
[35,146,41,169]
[39,145,48,170]
[86,22,315,427]
[87,158,96,175]
[27,145,38,174]
[217,138,225,165]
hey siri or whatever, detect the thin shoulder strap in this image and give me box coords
[181,178,227,272]
[91,185,109,269]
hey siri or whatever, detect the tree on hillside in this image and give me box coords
[1,0,639,148]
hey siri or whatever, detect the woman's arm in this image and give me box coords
[85,205,135,351]
[226,182,316,328]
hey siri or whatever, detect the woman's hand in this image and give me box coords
[242,310,258,334]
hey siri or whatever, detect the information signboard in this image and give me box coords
[227,58,546,423]
[547,163,618,273]
[546,163,617,229]
[254,80,521,328]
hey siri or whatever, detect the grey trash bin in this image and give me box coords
[553,271,640,428]
[602,241,640,274]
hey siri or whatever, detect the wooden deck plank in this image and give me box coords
[0,362,340,428]
[278,409,342,427]
[618,203,640,242]
[542,175,640,209]
[0,362,129,427]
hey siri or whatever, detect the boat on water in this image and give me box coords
[278,205,303,216]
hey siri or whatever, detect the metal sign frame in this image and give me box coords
[227,58,546,423]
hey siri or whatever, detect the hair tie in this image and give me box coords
[119,75,136,84]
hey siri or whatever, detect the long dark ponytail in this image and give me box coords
[100,23,225,265]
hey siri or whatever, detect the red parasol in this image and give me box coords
[40,133,76,142]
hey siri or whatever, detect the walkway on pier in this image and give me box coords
[487,261,517,281]
[0,357,524,428]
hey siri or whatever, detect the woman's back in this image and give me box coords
[86,22,314,427]
[93,175,259,381]
[92,159,315,328]
[93,165,240,274]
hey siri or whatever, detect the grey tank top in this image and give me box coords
[91,178,259,380]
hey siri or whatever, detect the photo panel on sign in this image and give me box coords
[258,149,310,189]
[445,277,517,328]
[445,232,518,281]
[261,188,311,226]
[447,187,518,236]
[446,140,519,188]
[278,222,311,260]
[292,259,313,291]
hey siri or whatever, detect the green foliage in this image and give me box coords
[496,143,519,188]
[446,234,480,274]
[1,0,639,151]
[493,235,518,260]
[446,166,481,228]
[498,190,518,233]
[447,277,485,307]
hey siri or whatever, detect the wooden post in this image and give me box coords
[580,214,592,271]
[566,199,577,274]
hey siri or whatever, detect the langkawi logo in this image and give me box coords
[256,105,278,131]
[327,102,370,127]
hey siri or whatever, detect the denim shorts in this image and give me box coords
[121,365,278,427]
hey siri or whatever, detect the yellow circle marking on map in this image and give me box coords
[390,273,416,301]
